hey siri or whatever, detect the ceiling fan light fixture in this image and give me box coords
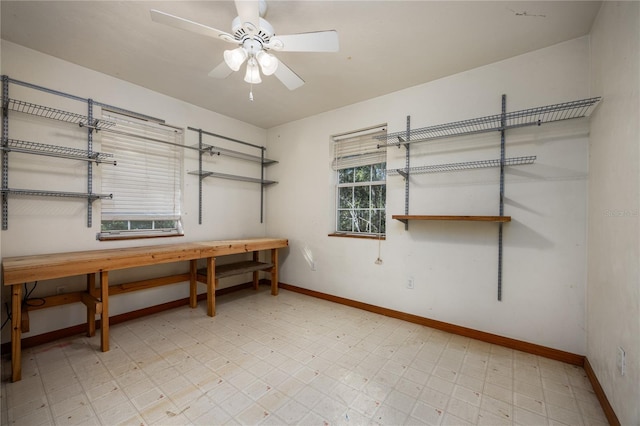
[244,58,262,84]
[224,47,248,71]
[256,50,278,75]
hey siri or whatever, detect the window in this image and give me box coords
[99,110,183,239]
[333,126,387,236]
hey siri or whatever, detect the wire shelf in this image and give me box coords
[387,155,536,176]
[2,139,116,164]
[188,170,277,185]
[379,97,601,146]
[194,143,278,165]
[2,188,113,200]
[3,98,116,130]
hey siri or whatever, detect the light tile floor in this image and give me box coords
[1,288,608,425]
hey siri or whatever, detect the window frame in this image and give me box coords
[331,125,387,237]
[335,162,387,236]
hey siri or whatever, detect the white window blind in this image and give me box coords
[100,111,183,224]
[332,126,387,170]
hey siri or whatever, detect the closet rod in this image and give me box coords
[88,126,195,152]
[187,127,265,151]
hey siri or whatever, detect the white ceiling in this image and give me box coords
[1,1,601,129]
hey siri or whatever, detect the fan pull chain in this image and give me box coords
[249,82,254,101]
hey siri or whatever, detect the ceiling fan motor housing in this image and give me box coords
[231,16,275,51]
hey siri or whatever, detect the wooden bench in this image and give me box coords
[2,238,288,382]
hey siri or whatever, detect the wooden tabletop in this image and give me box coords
[2,238,289,285]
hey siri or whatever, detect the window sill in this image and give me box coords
[328,233,386,241]
[97,232,184,242]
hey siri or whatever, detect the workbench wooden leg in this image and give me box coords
[189,259,198,308]
[207,257,215,317]
[86,273,97,337]
[11,284,22,382]
[100,270,109,352]
[271,249,279,296]
[252,251,260,290]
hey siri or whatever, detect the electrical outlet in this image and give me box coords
[56,286,66,295]
[406,277,414,289]
[617,347,626,376]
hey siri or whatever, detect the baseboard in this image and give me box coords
[583,357,621,426]
[278,282,585,366]
[283,281,621,422]
[0,282,253,354]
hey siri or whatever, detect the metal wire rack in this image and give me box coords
[379,97,601,147]
[387,155,536,177]
[1,188,113,200]
[188,170,276,185]
[194,143,278,165]
[2,139,116,165]
[3,98,116,130]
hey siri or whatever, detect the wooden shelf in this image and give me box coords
[392,215,511,224]
[197,260,274,280]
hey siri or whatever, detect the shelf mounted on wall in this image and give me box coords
[1,75,120,230]
[188,127,277,225]
[382,94,601,301]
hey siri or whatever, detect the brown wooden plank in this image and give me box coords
[11,284,22,382]
[196,238,289,257]
[3,239,288,285]
[109,273,191,296]
[252,252,259,290]
[1,242,201,285]
[81,293,103,315]
[87,273,97,337]
[100,271,109,352]
[189,260,198,308]
[25,291,83,311]
[392,215,511,223]
[20,306,29,333]
[196,261,274,281]
[207,257,215,317]
[271,249,279,296]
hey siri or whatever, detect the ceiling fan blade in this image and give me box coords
[208,61,233,79]
[150,9,235,43]
[269,30,339,52]
[234,0,260,34]
[274,60,305,90]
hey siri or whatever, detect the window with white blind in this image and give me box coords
[332,125,387,235]
[99,110,183,240]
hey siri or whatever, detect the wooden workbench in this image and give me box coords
[2,237,288,382]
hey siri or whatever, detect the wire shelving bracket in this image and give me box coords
[1,139,116,164]
[187,127,277,225]
[379,97,601,147]
[383,94,600,301]
[4,98,116,130]
[1,76,118,229]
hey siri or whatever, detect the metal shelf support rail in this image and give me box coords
[2,76,9,229]
[187,127,276,224]
[381,94,601,301]
[87,98,94,228]
[378,97,601,147]
[1,139,116,164]
[386,156,536,176]
[403,116,410,230]
[498,94,506,301]
[0,76,121,229]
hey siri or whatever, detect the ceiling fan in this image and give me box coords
[150,0,339,95]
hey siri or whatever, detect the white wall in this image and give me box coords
[1,41,270,341]
[267,37,591,355]
[588,2,640,425]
